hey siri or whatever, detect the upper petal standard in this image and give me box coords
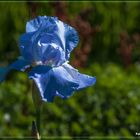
[22,16,79,67]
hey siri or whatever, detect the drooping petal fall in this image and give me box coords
[62,63,96,90]
[0,58,30,82]
[28,63,96,102]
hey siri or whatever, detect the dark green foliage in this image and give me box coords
[0,1,140,138]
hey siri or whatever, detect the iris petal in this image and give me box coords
[54,19,79,59]
[62,63,96,90]
[19,32,35,62]
[28,62,96,102]
[26,16,58,33]
[0,58,30,82]
[10,57,30,71]
[64,23,79,59]
[28,65,79,102]
[24,16,79,64]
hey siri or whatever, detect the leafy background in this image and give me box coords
[0,1,140,139]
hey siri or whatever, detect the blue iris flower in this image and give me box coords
[0,16,96,102]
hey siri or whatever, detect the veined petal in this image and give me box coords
[62,63,96,90]
[64,23,79,59]
[25,16,79,64]
[26,16,58,33]
[10,57,30,71]
[19,32,35,62]
[28,65,79,102]
[0,58,30,83]
[55,19,79,59]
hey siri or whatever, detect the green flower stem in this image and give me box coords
[36,105,41,133]
[32,81,42,139]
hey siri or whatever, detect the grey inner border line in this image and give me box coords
[0,136,139,139]
[0,1,140,2]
